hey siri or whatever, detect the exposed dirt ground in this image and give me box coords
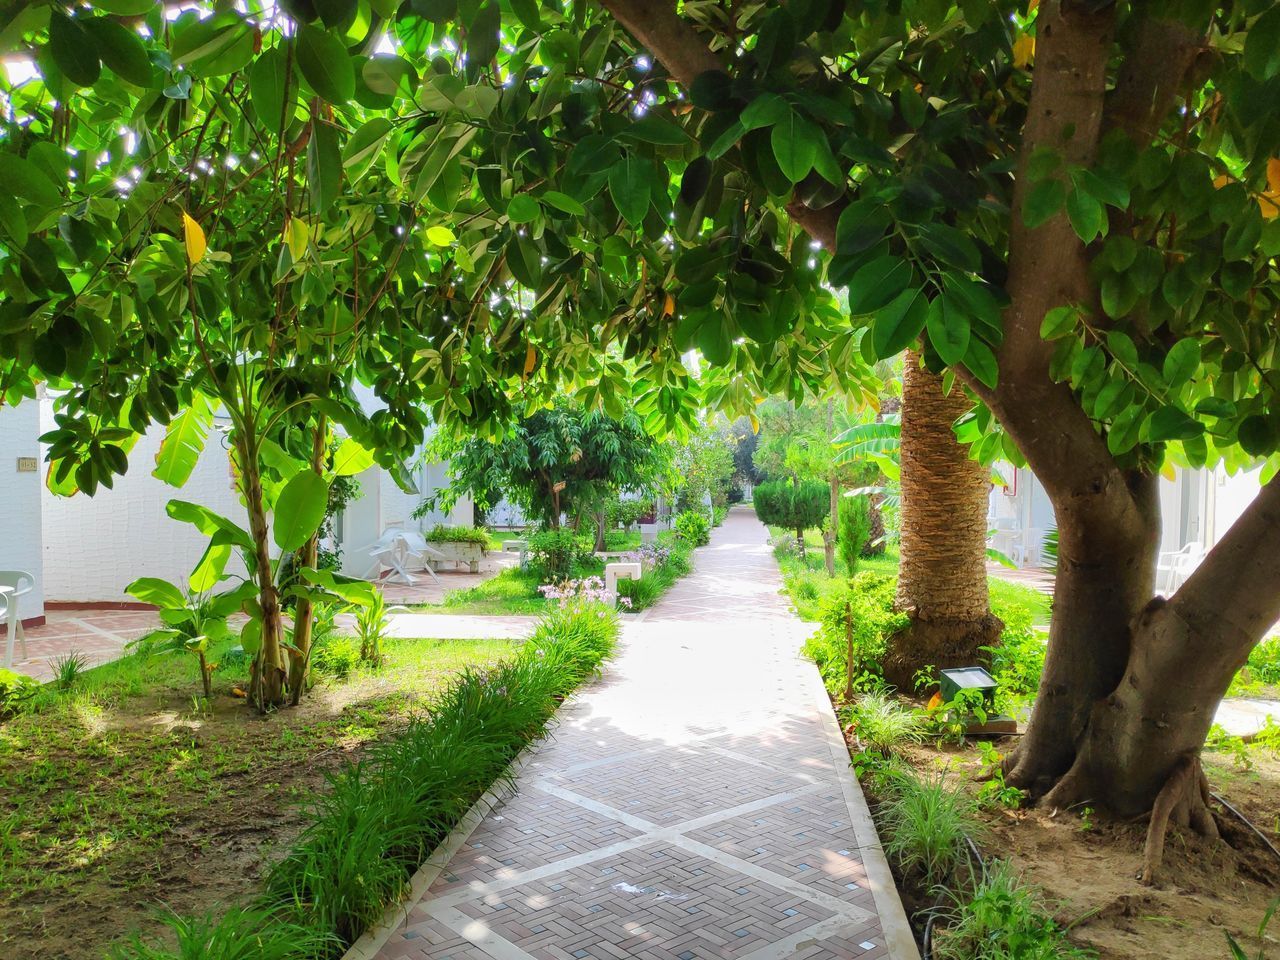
[883,736,1280,959]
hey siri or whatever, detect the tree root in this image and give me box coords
[1141,754,1218,885]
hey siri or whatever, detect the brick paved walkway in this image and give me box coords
[353,506,918,960]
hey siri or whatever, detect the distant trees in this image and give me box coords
[753,479,828,558]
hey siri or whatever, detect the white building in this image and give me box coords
[988,461,1265,591]
[0,392,471,610]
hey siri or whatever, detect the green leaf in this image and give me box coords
[0,154,62,209]
[296,24,355,105]
[927,295,971,365]
[696,313,733,366]
[1078,167,1130,209]
[94,0,158,13]
[1238,415,1275,456]
[153,396,212,487]
[963,339,999,389]
[621,113,690,145]
[1066,187,1105,242]
[1145,406,1203,442]
[343,117,393,182]
[331,437,375,476]
[1162,339,1201,389]
[849,256,912,315]
[82,18,153,86]
[1244,6,1280,80]
[1107,404,1144,455]
[542,191,586,216]
[771,111,819,183]
[273,468,329,552]
[609,154,651,226]
[917,222,981,273]
[465,1,500,79]
[1105,330,1138,369]
[250,46,293,135]
[363,55,417,98]
[166,500,254,551]
[506,194,541,224]
[871,288,927,359]
[426,224,455,246]
[307,119,343,215]
[314,0,357,29]
[835,199,891,255]
[48,12,100,87]
[1022,179,1065,229]
[740,93,789,132]
[189,536,232,592]
[1040,305,1078,340]
[125,577,185,610]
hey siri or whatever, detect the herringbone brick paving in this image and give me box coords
[363,507,918,960]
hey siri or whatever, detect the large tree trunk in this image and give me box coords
[885,354,1001,691]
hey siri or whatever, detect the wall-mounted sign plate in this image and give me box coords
[16,457,37,473]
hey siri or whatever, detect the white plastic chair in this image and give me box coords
[0,570,35,668]
[1012,528,1045,568]
[1156,544,1205,595]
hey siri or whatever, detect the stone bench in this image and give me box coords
[604,561,642,596]
[502,538,528,568]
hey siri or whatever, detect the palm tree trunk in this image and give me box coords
[885,353,1001,690]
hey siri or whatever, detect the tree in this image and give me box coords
[837,493,870,577]
[666,422,736,512]
[9,0,1280,871]
[753,478,828,558]
[592,0,1280,870]
[430,399,667,549]
[890,355,1001,690]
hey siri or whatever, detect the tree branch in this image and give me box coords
[600,0,845,249]
[1169,474,1280,654]
[1104,7,1206,143]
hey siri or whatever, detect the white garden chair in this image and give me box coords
[1156,544,1205,595]
[0,570,35,668]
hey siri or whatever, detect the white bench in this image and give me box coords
[604,561,642,596]
[502,538,529,568]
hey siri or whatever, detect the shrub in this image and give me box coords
[712,505,728,526]
[108,905,335,960]
[423,524,490,546]
[528,529,595,579]
[880,770,982,887]
[310,634,363,679]
[673,509,711,546]
[0,667,37,717]
[933,863,1095,960]
[609,497,652,531]
[754,478,828,556]
[803,572,908,697]
[846,691,927,754]
[985,594,1046,709]
[838,494,872,575]
[615,537,694,610]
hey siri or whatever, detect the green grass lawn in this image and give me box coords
[0,634,513,960]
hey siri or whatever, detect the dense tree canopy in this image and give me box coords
[6,0,1280,869]
[429,398,666,528]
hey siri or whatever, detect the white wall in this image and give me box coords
[40,403,247,601]
[0,400,46,621]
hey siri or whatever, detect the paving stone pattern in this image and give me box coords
[364,506,918,960]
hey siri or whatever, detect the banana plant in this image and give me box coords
[297,569,407,668]
[126,561,256,699]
